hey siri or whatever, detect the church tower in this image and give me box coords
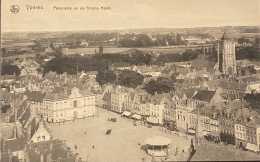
[217,31,236,75]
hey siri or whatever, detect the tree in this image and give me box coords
[96,70,116,85]
[181,49,200,61]
[1,48,7,56]
[50,43,63,58]
[144,77,174,95]
[36,68,42,74]
[1,64,21,76]
[118,70,144,88]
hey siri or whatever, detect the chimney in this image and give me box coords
[47,152,52,162]
[248,116,253,122]
[8,149,12,161]
[40,153,44,162]
[62,140,67,148]
[27,124,31,142]
[57,157,62,162]
[35,147,40,154]
[13,124,17,139]
[23,94,28,101]
[50,143,53,150]
[2,134,6,152]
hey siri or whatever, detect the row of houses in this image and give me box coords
[100,83,260,152]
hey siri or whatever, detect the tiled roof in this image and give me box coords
[191,142,260,161]
[60,156,77,162]
[129,92,136,101]
[191,60,216,69]
[161,67,171,74]
[26,139,64,153]
[1,123,15,139]
[26,91,46,102]
[3,138,27,152]
[183,88,196,98]
[111,62,130,68]
[192,90,215,102]
[30,118,40,138]
[1,152,10,162]
[10,100,30,123]
[20,106,31,125]
[206,79,247,91]
[88,71,98,75]
[49,149,68,160]
[102,92,111,101]
[52,86,63,93]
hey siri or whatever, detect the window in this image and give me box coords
[73,100,77,107]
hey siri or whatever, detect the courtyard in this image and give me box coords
[48,107,191,162]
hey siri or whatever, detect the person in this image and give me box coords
[92,145,95,149]
[75,145,77,149]
[85,131,87,135]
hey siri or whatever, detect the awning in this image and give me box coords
[188,129,196,134]
[245,143,257,152]
[132,114,141,120]
[147,116,159,124]
[208,131,220,137]
[122,111,131,117]
[144,136,172,146]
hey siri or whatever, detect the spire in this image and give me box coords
[221,31,230,40]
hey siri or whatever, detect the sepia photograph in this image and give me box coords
[1,0,260,161]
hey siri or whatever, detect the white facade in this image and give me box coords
[43,87,95,123]
[245,81,260,94]
[30,122,52,143]
[235,124,246,142]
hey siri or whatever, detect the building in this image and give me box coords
[244,117,260,152]
[202,79,247,99]
[110,86,128,113]
[101,92,111,110]
[110,62,131,70]
[25,91,46,118]
[234,107,258,148]
[42,87,95,123]
[191,89,223,109]
[217,31,236,75]
[245,80,260,94]
[29,121,52,143]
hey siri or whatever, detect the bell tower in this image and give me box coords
[217,31,236,75]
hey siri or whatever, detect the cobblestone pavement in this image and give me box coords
[48,107,190,162]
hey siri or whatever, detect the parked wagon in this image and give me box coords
[106,129,112,135]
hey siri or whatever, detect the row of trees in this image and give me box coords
[236,47,260,60]
[96,70,144,88]
[144,77,174,95]
[155,48,203,66]
[1,64,21,76]
[119,34,186,47]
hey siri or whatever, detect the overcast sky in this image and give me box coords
[2,0,260,32]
